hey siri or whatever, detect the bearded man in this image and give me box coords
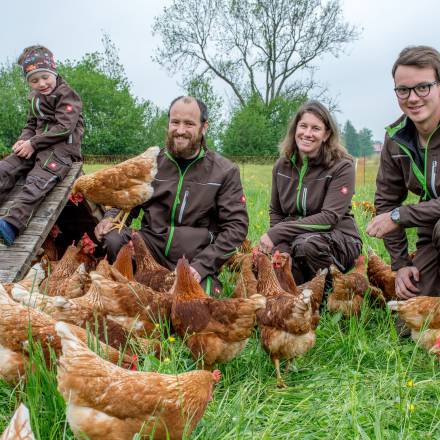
[95,96,248,294]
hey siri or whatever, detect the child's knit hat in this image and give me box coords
[18,46,57,80]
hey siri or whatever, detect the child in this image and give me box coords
[0,45,84,246]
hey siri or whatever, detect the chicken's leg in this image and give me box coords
[274,358,286,388]
[109,210,130,233]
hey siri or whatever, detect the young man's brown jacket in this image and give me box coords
[375,115,440,271]
[19,76,83,161]
[267,153,361,245]
[108,147,249,281]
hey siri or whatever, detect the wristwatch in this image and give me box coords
[390,207,400,224]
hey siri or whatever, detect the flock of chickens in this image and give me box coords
[1,228,440,439]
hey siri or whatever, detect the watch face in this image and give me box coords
[391,209,399,222]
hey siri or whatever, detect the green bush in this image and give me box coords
[220,95,304,156]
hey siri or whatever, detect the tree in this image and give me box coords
[0,64,28,151]
[0,36,165,155]
[342,120,359,157]
[153,0,359,106]
[221,94,303,156]
[357,127,374,157]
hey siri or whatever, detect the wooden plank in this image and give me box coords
[0,163,83,283]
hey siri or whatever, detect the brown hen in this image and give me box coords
[69,146,159,231]
[0,284,132,382]
[87,271,173,336]
[254,251,316,388]
[328,256,370,316]
[171,257,266,369]
[132,231,175,292]
[388,296,440,353]
[39,237,94,298]
[232,253,258,298]
[367,249,397,300]
[269,251,326,329]
[55,321,220,440]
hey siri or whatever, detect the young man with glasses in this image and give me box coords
[367,46,440,299]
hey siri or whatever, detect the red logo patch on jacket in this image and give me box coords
[48,162,58,170]
[340,186,348,195]
[66,105,73,112]
[240,194,246,203]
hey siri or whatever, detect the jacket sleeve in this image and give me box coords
[399,199,440,227]
[18,111,37,141]
[374,135,412,270]
[269,163,285,227]
[29,88,82,151]
[266,160,355,245]
[190,166,249,279]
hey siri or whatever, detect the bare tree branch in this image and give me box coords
[153,0,360,106]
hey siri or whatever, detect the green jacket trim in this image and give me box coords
[386,117,440,201]
[293,223,332,230]
[290,154,308,215]
[205,275,212,296]
[164,149,206,257]
[31,96,38,118]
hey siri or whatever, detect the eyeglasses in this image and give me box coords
[394,81,439,99]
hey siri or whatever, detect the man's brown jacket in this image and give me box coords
[131,147,248,280]
[375,115,440,270]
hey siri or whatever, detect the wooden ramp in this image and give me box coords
[0,162,83,283]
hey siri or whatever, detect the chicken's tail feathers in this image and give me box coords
[1,403,35,440]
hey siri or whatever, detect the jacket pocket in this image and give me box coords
[40,151,72,181]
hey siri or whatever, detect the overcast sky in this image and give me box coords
[1,0,439,141]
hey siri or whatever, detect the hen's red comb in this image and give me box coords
[130,354,138,371]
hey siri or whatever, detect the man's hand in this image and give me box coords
[189,266,201,283]
[366,212,399,238]
[94,218,114,242]
[13,140,34,159]
[259,233,274,254]
[395,266,420,299]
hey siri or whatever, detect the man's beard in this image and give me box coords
[166,129,204,159]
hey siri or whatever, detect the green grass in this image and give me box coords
[1,157,439,439]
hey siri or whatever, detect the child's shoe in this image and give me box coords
[0,219,17,246]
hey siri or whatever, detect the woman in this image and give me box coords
[259,100,362,284]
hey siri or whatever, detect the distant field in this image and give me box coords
[1,156,437,439]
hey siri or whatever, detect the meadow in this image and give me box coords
[0,156,439,439]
